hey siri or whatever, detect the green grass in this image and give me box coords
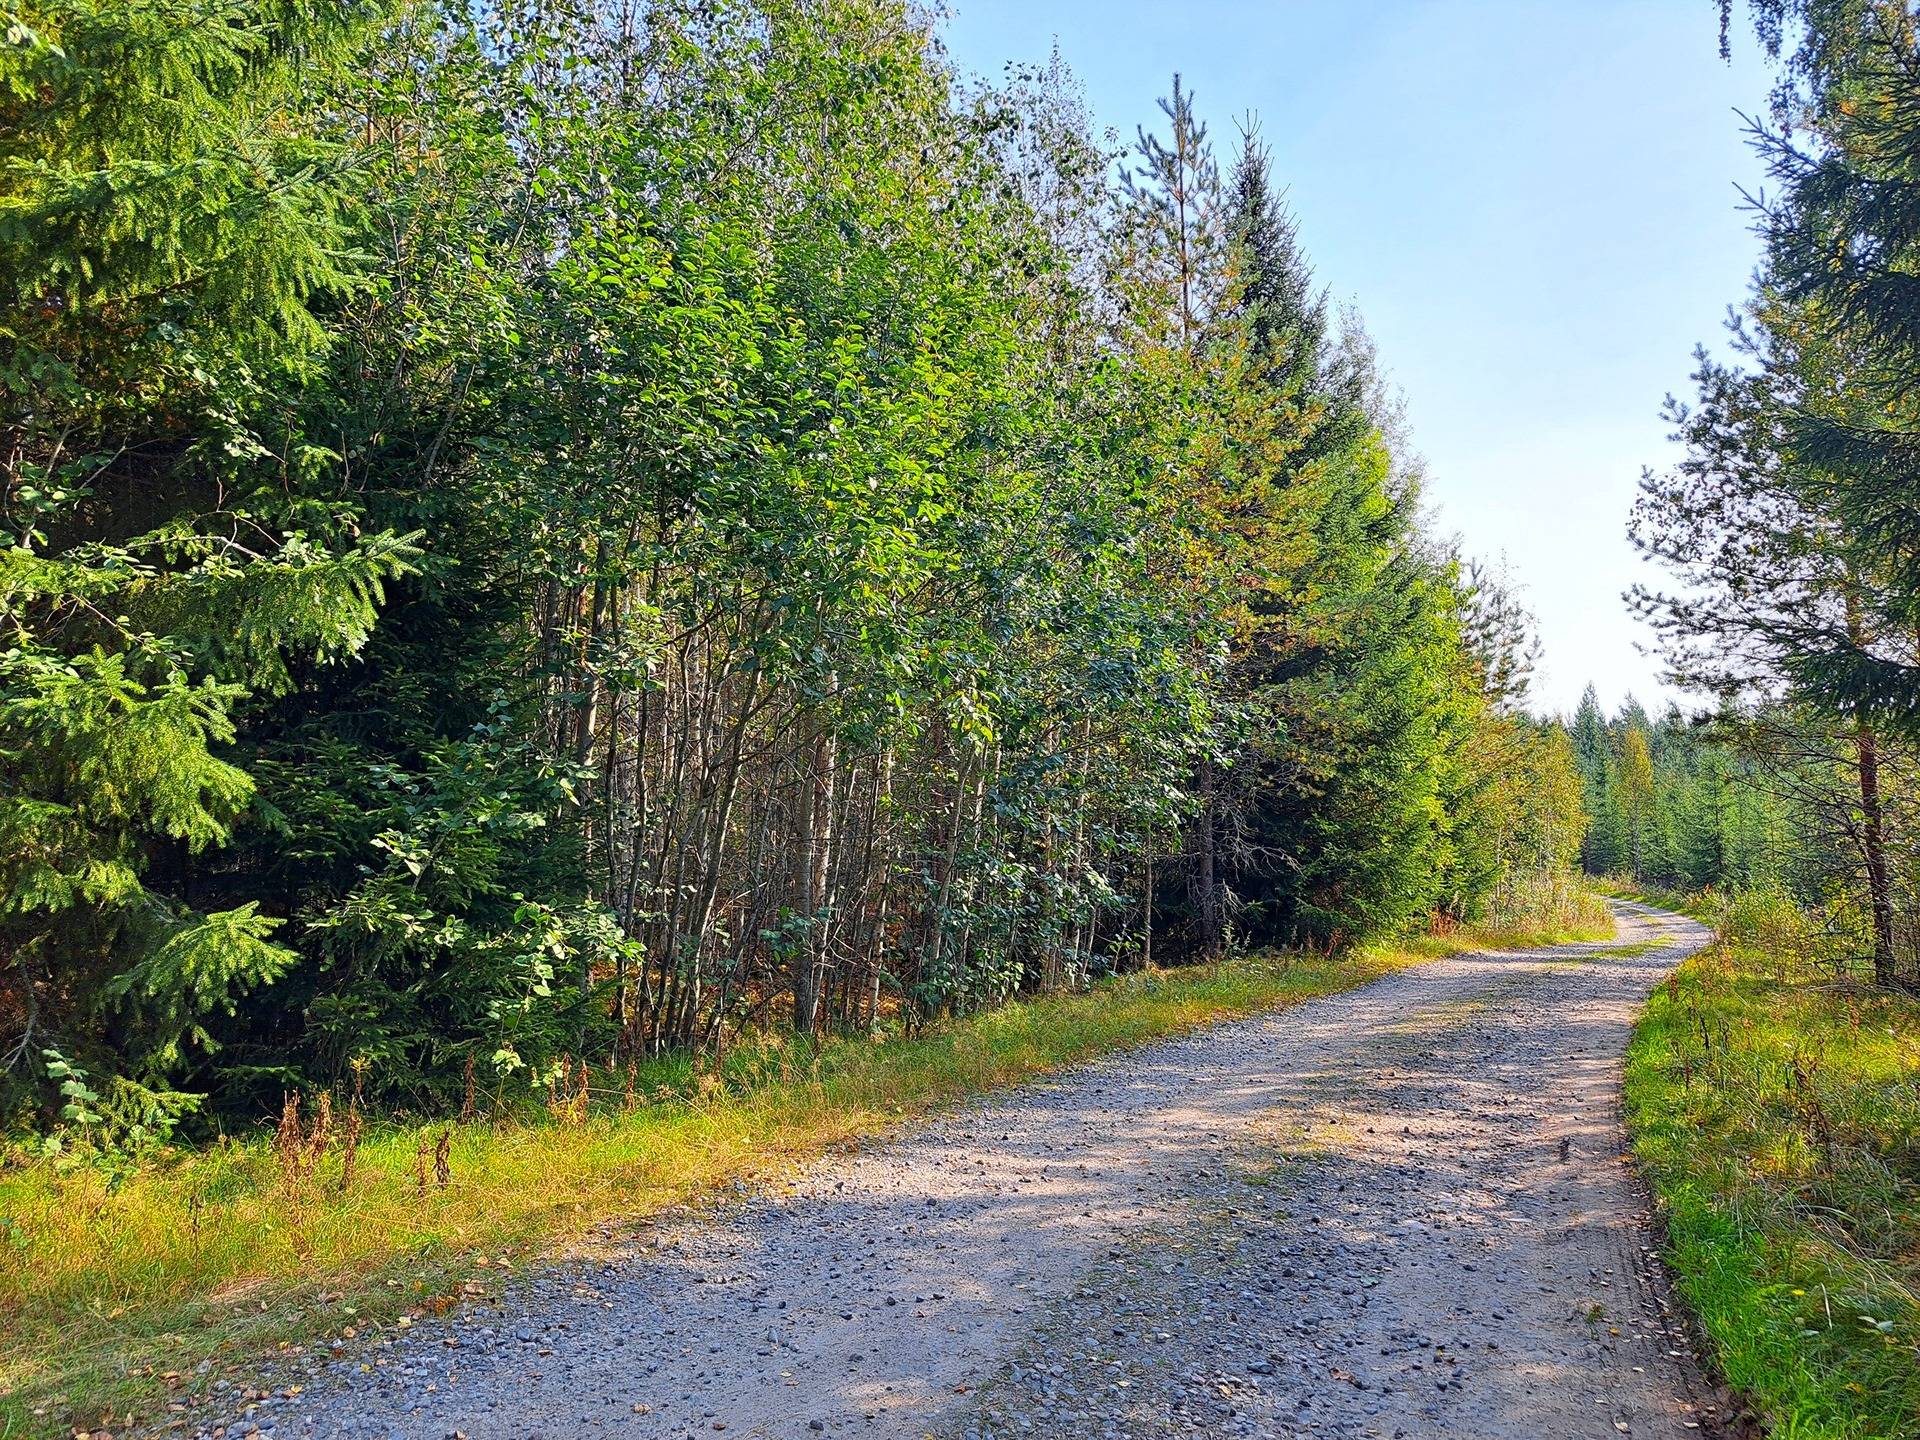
[0,913,1614,1437]
[1595,875,1722,924]
[0,937,1429,1437]
[1625,906,1920,1440]
[1396,916,1616,958]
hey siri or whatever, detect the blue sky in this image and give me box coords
[937,0,1777,719]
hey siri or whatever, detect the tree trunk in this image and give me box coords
[793,720,836,1034]
[1853,721,1898,986]
[1141,827,1155,973]
[1196,754,1220,960]
[1844,586,1897,986]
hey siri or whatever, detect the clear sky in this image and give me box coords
[936,0,1777,719]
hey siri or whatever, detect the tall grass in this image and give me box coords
[1483,867,1616,942]
[1626,890,1920,1439]
[1411,868,1615,955]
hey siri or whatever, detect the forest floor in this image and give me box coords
[184,903,1733,1440]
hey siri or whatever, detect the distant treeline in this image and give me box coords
[1568,692,1781,891]
[2,0,1583,1139]
[1568,685,1920,983]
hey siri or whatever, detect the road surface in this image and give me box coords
[207,902,1727,1440]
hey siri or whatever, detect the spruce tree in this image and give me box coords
[1570,686,1620,873]
[1,0,416,1124]
[1203,129,1459,946]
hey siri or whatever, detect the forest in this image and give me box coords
[0,0,1588,1140]
[7,0,1920,1437]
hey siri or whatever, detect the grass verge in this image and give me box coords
[1625,910,1920,1439]
[1399,909,1616,958]
[1,918,1605,1438]
[1595,876,1722,925]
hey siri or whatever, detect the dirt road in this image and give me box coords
[219,902,1720,1440]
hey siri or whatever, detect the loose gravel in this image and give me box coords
[197,902,1720,1440]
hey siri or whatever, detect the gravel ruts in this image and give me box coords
[198,902,1718,1440]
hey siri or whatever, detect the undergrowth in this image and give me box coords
[1625,891,1920,1439]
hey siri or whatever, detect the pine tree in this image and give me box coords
[1632,301,1905,979]
[1122,73,1222,357]
[1716,1,1920,734]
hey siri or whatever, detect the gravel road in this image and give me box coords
[206,902,1723,1440]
